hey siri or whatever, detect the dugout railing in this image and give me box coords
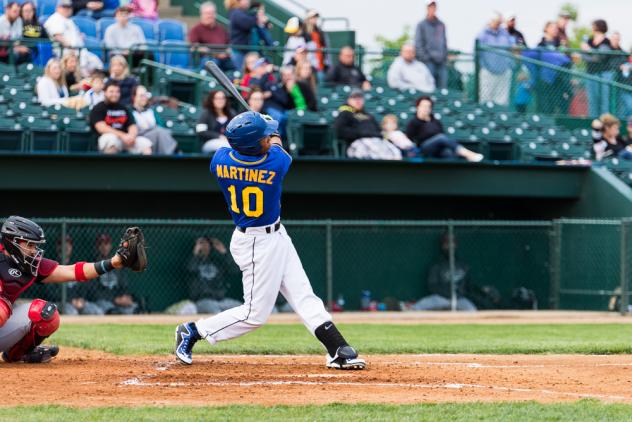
[19,218,632,315]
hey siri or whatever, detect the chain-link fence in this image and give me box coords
[16,218,632,315]
[475,43,632,119]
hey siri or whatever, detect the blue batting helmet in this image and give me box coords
[225,111,279,155]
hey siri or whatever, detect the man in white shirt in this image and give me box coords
[103,6,146,58]
[45,0,103,76]
[387,43,436,93]
[0,1,31,64]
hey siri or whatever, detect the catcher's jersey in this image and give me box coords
[211,145,292,228]
[0,246,58,304]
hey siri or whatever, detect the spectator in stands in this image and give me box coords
[476,12,515,106]
[526,22,572,115]
[334,89,401,160]
[264,65,317,137]
[617,56,632,118]
[73,0,112,18]
[83,69,106,106]
[381,114,416,156]
[412,233,477,311]
[131,85,178,155]
[247,86,264,112]
[62,51,84,93]
[555,11,571,47]
[626,117,632,146]
[187,236,241,314]
[387,43,435,92]
[282,17,310,66]
[90,79,152,154]
[591,114,632,161]
[226,0,268,70]
[244,57,276,99]
[505,13,527,47]
[104,6,147,66]
[88,233,140,314]
[406,96,483,161]
[295,59,317,103]
[108,54,138,105]
[609,31,628,68]
[129,0,159,21]
[196,90,235,154]
[415,0,448,90]
[581,19,613,117]
[238,51,264,97]
[189,2,233,71]
[302,9,329,77]
[0,1,31,64]
[37,58,70,106]
[20,1,49,61]
[325,46,370,90]
[45,0,104,74]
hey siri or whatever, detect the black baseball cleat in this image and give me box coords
[2,345,60,364]
[175,322,201,365]
[326,345,366,370]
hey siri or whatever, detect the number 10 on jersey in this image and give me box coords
[227,185,264,217]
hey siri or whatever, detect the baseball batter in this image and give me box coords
[175,112,365,370]
[0,216,146,363]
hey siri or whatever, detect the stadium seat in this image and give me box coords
[158,19,186,41]
[72,16,97,39]
[0,117,23,151]
[20,116,60,151]
[32,42,53,68]
[96,17,116,39]
[130,17,157,40]
[162,40,189,68]
[84,36,105,61]
[38,0,56,17]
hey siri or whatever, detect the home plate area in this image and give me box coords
[4,349,632,407]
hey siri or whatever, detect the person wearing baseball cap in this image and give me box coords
[506,13,527,47]
[282,17,307,65]
[303,9,329,73]
[415,0,448,89]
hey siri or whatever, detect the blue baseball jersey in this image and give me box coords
[211,145,292,228]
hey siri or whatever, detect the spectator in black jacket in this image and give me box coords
[581,19,613,117]
[325,46,371,90]
[197,90,236,154]
[405,96,483,161]
[591,114,632,161]
[334,89,401,159]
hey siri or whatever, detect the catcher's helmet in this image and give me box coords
[225,111,279,155]
[1,216,46,276]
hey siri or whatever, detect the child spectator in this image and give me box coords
[406,96,483,161]
[83,69,106,107]
[37,58,70,106]
[381,114,416,155]
[131,85,178,155]
[108,54,139,106]
[196,90,235,154]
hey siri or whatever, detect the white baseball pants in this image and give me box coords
[195,224,331,344]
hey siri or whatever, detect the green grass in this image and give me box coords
[0,401,631,421]
[54,323,632,355]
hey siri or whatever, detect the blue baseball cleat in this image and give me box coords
[175,322,201,365]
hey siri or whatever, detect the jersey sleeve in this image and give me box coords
[35,258,59,283]
[270,145,292,175]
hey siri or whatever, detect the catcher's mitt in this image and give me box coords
[116,227,147,272]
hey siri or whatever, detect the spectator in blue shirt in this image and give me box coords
[476,12,515,106]
[226,0,269,70]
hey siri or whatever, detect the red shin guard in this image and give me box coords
[5,299,59,362]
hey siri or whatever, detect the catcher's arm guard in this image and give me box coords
[116,227,148,272]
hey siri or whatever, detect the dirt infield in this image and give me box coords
[5,349,632,407]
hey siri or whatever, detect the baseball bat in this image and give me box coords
[204,61,252,112]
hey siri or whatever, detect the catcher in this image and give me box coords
[0,216,147,363]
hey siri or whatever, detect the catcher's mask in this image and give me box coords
[1,216,46,276]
